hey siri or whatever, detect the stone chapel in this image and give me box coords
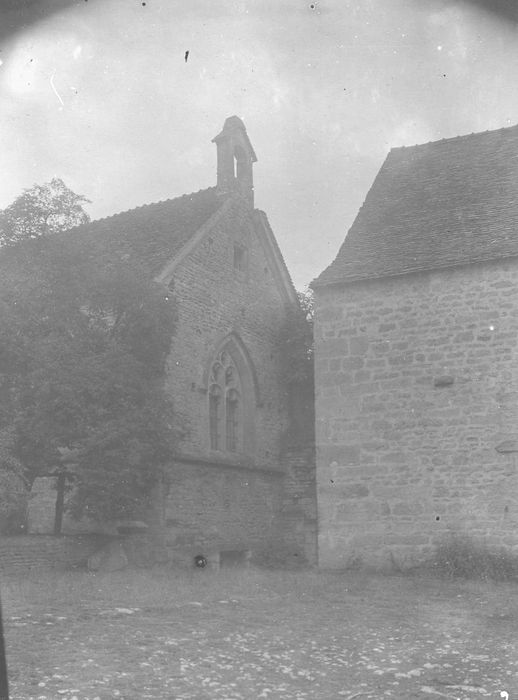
[21,117,316,569]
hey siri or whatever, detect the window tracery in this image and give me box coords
[208,349,242,452]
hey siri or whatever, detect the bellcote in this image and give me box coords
[212,116,257,208]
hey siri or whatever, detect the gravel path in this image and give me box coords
[3,571,517,699]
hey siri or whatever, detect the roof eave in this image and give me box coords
[312,253,518,291]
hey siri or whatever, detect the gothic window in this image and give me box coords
[208,350,242,452]
[226,388,239,451]
[209,384,222,450]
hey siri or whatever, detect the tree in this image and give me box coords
[279,289,314,387]
[0,427,28,534]
[0,178,90,246]
[279,289,314,441]
[0,232,178,523]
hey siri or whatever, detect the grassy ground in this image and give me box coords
[2,566,518,699]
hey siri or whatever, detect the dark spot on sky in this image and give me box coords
[185,50,189,63]
[435,516,440,521]
[310,3,316,8]
[464,0,518,23]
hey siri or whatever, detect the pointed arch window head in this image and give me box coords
[209,349,242,453]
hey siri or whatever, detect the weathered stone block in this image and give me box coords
[349,336,369,356]
[319,338,348,357]
[496,440,518,454]
[391,501,423,516]
[342,357,365,371]
[318,306,343,322]
[319,444,360,465]
[340,484,369,498]
[433,375,455,387]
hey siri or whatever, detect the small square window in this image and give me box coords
[233,244,247,273]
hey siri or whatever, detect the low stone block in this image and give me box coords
[496,440,518,454]
[433,375,455,387]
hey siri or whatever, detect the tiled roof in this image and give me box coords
[62,187,221,275]
[314,123,518,287]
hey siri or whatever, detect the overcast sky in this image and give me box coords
[0,0,517,288]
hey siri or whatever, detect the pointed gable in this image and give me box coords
[314,123,518,287]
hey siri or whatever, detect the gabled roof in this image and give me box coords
[314,123,518,287]
[63,187,221,274]
[20,184,297,304]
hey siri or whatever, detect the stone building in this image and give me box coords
[312,123,518,570]
[23,117,316,568]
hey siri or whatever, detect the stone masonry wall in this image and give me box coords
[314,259,518,570]
[165,197,289,468]
[160,197,299,562]
[279,443,317,567]
[0,535,107,575]
[162,460,283,566]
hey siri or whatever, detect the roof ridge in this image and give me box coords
[87,186,217,226]
[391,122,518,152]
[42,186,223,276]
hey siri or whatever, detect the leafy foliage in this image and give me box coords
[0,427,28,534]
[278,289,314,442]
[279,289,314,388]
[0,178,90,246]
[0,230,178,523]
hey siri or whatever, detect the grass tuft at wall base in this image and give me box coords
[429,534,518,582]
